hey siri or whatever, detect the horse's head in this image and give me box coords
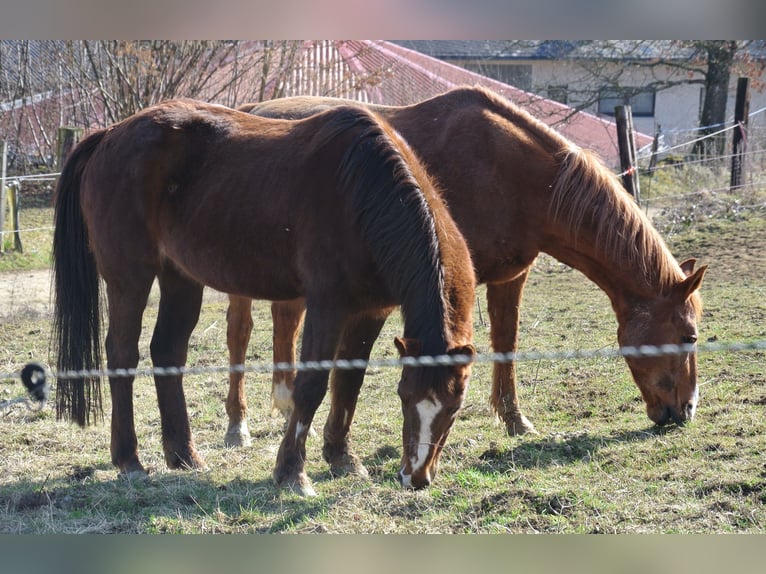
[617,259,707,426]
[393,337,475,489]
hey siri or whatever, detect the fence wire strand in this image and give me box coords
[1,339,765,385]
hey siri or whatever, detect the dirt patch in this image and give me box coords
[0,269,52,318]
[0,268,231,319]
[652,195,766,281]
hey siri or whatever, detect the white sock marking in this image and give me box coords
[271,381,293,415]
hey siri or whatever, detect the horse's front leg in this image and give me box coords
[224,294,254,447]
[150,264,206,470]
[104,275,154,476]
[322,309,390,477]
[486,270,537,435]
[273,302,345,496]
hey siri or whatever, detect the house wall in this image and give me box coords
[456,57,766,151]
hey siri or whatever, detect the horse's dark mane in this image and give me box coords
[316,107,450,355]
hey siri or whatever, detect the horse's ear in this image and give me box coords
[679,258,697,276]
[448,344,477,373]
[394,337,422,358]
[448,344,477,359]
[674,264,708,302]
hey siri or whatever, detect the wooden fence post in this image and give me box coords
[647,125,661,175]
[7,181,22,252]
[57,127,83,170]
[1,140,7,253]
[615,105,641,204]
[729,77,750,192]
[1,142,24,253]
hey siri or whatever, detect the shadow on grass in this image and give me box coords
[0,462,335,533]
[472,425,681,473]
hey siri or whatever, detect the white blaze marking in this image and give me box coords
[409,396,442,473]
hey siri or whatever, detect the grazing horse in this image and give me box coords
[52,99,476,494]
[222,86,707,449]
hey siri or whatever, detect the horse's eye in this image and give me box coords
[682,334,698,345]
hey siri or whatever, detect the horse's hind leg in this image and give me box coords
[322,309,389,478]
[151,262,206,470]
[104,273,155,476]
[486,272,537,435]
[270,298,306,421]
[224,297,307,447]
[224,294,254,447]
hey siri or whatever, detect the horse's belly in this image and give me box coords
[159,241,303,302]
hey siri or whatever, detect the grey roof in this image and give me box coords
[393,40,587,60]
[392,40,765,62]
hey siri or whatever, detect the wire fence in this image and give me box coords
[1,339,766,385]
[636,108,766,188]
[637,104,766,161]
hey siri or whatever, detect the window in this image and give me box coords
[547,85,568,104]
[463,62,533,91]
[598,88,655,117]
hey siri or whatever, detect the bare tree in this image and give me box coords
[690,41,740,157]
[1,40,386,170]
[490,40,762,143]
[0,41,63,170]
[54,40,309,127]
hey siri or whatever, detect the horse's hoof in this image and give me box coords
[166,450,208,471]
[224,422,252,447]
[506,414,538,436]
[224,432,252,447]
[329,453,369,478]
[277,472,317,497]
[122,470,149,482]
[119,464,149,481]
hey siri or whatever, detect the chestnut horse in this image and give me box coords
[222,86,707,450]
[52,100,476,494]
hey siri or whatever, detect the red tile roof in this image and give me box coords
[336,40,652,165]
[1,40,651,169]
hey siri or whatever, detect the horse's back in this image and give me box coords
[241,88,560,286]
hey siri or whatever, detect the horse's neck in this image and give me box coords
[543,235,651,312]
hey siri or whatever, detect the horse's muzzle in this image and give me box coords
[654,402,695,427]
[397,468,431,490]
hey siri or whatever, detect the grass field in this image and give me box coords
[0,171,764,533]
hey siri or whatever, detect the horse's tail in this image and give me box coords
[325,107,449,352]
[52,130,107,427]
